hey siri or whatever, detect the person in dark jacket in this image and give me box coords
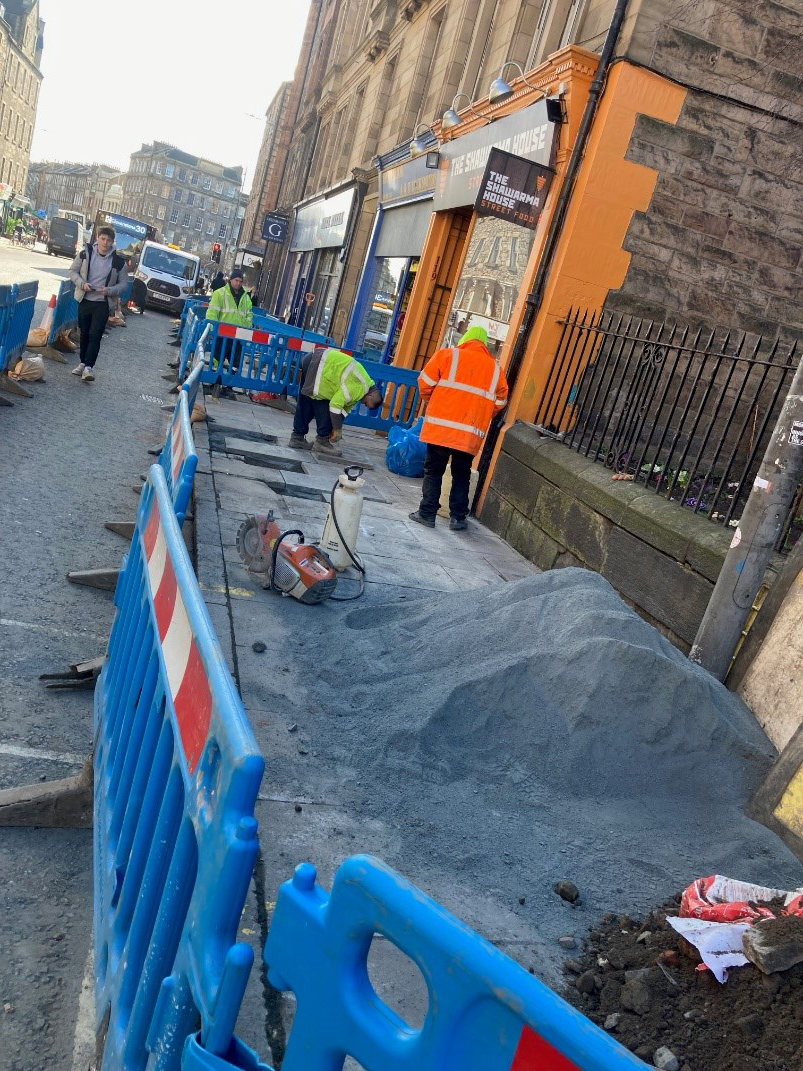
[210,271,226,292]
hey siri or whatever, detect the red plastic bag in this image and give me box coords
[680,875,803,924]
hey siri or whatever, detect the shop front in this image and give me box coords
[393,93,561,372]
[278,186,356,337]
[345,152,437,363]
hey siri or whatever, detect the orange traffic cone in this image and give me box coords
[26,292,56,347]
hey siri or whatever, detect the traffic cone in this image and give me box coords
[26,292,56,348]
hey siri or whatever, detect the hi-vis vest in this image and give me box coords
[418,340,508,455]
[205,284,253,328]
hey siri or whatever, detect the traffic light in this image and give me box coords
[212,243,221,264]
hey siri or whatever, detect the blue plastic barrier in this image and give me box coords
[194,320,331,395]
[182,346,205,413]
[48,278,79,346]
[0,285,15,372]
[94,464,264,1070]
[181,1034,270,1071]
[178,302,209,379]
[343,356,420,432]
[0,280,38,373]
[157,390,198,525]
[264,856,647,1071]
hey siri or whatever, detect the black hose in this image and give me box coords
[270,529,305,595]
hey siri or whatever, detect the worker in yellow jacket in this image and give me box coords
[409,325,508,531]
[206,268,253,389]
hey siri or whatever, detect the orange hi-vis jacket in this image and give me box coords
[417,339,509,455]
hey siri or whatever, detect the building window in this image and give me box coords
[187,192,195,206]
[211,199,219,215]
[222,205,230,219]
[178,168,187,182]
[165,163,174,178]
[155,160,163,175]
[148,202,156,217]
[195,215,203,231]
[225,184,235,199]
[206,221,215,235]
[157,204,166,220]
[170,208,179,224]
[197,195,205,211]
[203,176,213,191]
[173,188,182,202]
[73,192,83,207]
[190,172,199,186]
[183,212,191,227]
[218,224,226,239]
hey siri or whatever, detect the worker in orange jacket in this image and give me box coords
[409,324,508,531]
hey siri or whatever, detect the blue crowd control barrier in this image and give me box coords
[94,464,264,1070]
[182,346,206,413]
[178,302,209,379]
[157,390,198,525]
[48,279,79,346]
[0,285,15,369]
[194,320,331,395]
[0,280,38,373]
[344,356,420,432]
[265,856,647,1071]
[182,1033,270,1071]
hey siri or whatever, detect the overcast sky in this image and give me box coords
[30,0,311,192]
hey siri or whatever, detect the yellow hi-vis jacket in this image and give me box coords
[205,283,253,328]
[418,339,508,455]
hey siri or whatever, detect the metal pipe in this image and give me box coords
[473,0,631,509]
[690,348,803,680]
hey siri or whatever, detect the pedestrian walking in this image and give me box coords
[409,324,508,531]
[69,224,129,382]
[210,270,225,292]
[289,346,382,456]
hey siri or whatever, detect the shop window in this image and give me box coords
[356,256,408,357]
[309,248,343,336]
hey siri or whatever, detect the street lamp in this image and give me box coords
[409,123,434,157]
[488,61,538,106]
[441,92,488,132]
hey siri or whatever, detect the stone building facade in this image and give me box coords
[0,0,43,192]
[121,142,244,260]
[27,161,122,222]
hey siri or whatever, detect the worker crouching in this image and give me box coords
[289,345,383,456]
[410,325,508,531]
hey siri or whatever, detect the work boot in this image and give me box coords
[289,433,313,450]
[82,366,95,382]
[71,362,85,376]
[313,436,342,457]
[409,510,436,529]
[449,516,468,531]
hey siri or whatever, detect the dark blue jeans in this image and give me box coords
[419,444,473,520]
[78,299,110,367]
[293,392,332,439]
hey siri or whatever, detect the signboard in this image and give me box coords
[379,154,437,207]
[433,99,556,213]
[262,212,289,244]
[289,187,355,252]
[475,149,554,230]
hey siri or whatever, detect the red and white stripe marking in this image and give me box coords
[142,501,211,774]
[287,337,316,354]
[509,1026,580,1070]
[217,323,272,344]
[170,409,186,486]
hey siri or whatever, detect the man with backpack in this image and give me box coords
[69,224,129,382]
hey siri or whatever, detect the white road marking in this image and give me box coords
[71,946,95,1071]
[0,617,107,643]
[0,744,86,765]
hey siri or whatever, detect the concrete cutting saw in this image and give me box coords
[235,511,337,604]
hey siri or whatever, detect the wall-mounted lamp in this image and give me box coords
[409,122,434,157]
[488,61,538,106]
[425,150,440,169]
[545,95,566,124]
[441,92,486,132]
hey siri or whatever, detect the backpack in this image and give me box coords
[80,245,126,284]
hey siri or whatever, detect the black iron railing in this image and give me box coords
[534,309,800,542]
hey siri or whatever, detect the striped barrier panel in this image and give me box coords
[48,278,79,346]
[0,280,38,373]
[264,856,647,1071]
[195,320,330,395]
[157,390,198,525]
[94,464,264,1070]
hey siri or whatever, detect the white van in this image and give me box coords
[133,241,200,315]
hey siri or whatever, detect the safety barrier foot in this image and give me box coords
[160,403,176,412]
[0,373,33,398]
[40,654,104,690]
[105,520,135,539]
[0,393,11,406]
[169,383,180,395]
[67,568,120,591]
[0,756,93,827]
[162,371,177,381]
[27,344,69,364]
[147,445,161,456]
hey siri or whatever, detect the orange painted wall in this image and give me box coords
[479,62,687,507]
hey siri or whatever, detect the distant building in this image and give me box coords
[0,0,44,193]
[27,161,122,221]
[121,141,244,261]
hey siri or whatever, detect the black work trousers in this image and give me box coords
[418,443,473,521]
[293,392,333,439]
[78,298,110,368]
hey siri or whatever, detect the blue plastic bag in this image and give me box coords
[385,417,426,477]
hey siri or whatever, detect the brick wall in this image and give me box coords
[608,0,803,345]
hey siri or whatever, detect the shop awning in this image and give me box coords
[376,199,432,258]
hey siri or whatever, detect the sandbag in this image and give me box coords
[26,326,48,347]
[10,355,45,381]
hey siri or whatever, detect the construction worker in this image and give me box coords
[206,267,252,390]
[409,324,508,531]
[290,345,383,456]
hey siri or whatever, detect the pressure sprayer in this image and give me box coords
[236,466,367,603]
